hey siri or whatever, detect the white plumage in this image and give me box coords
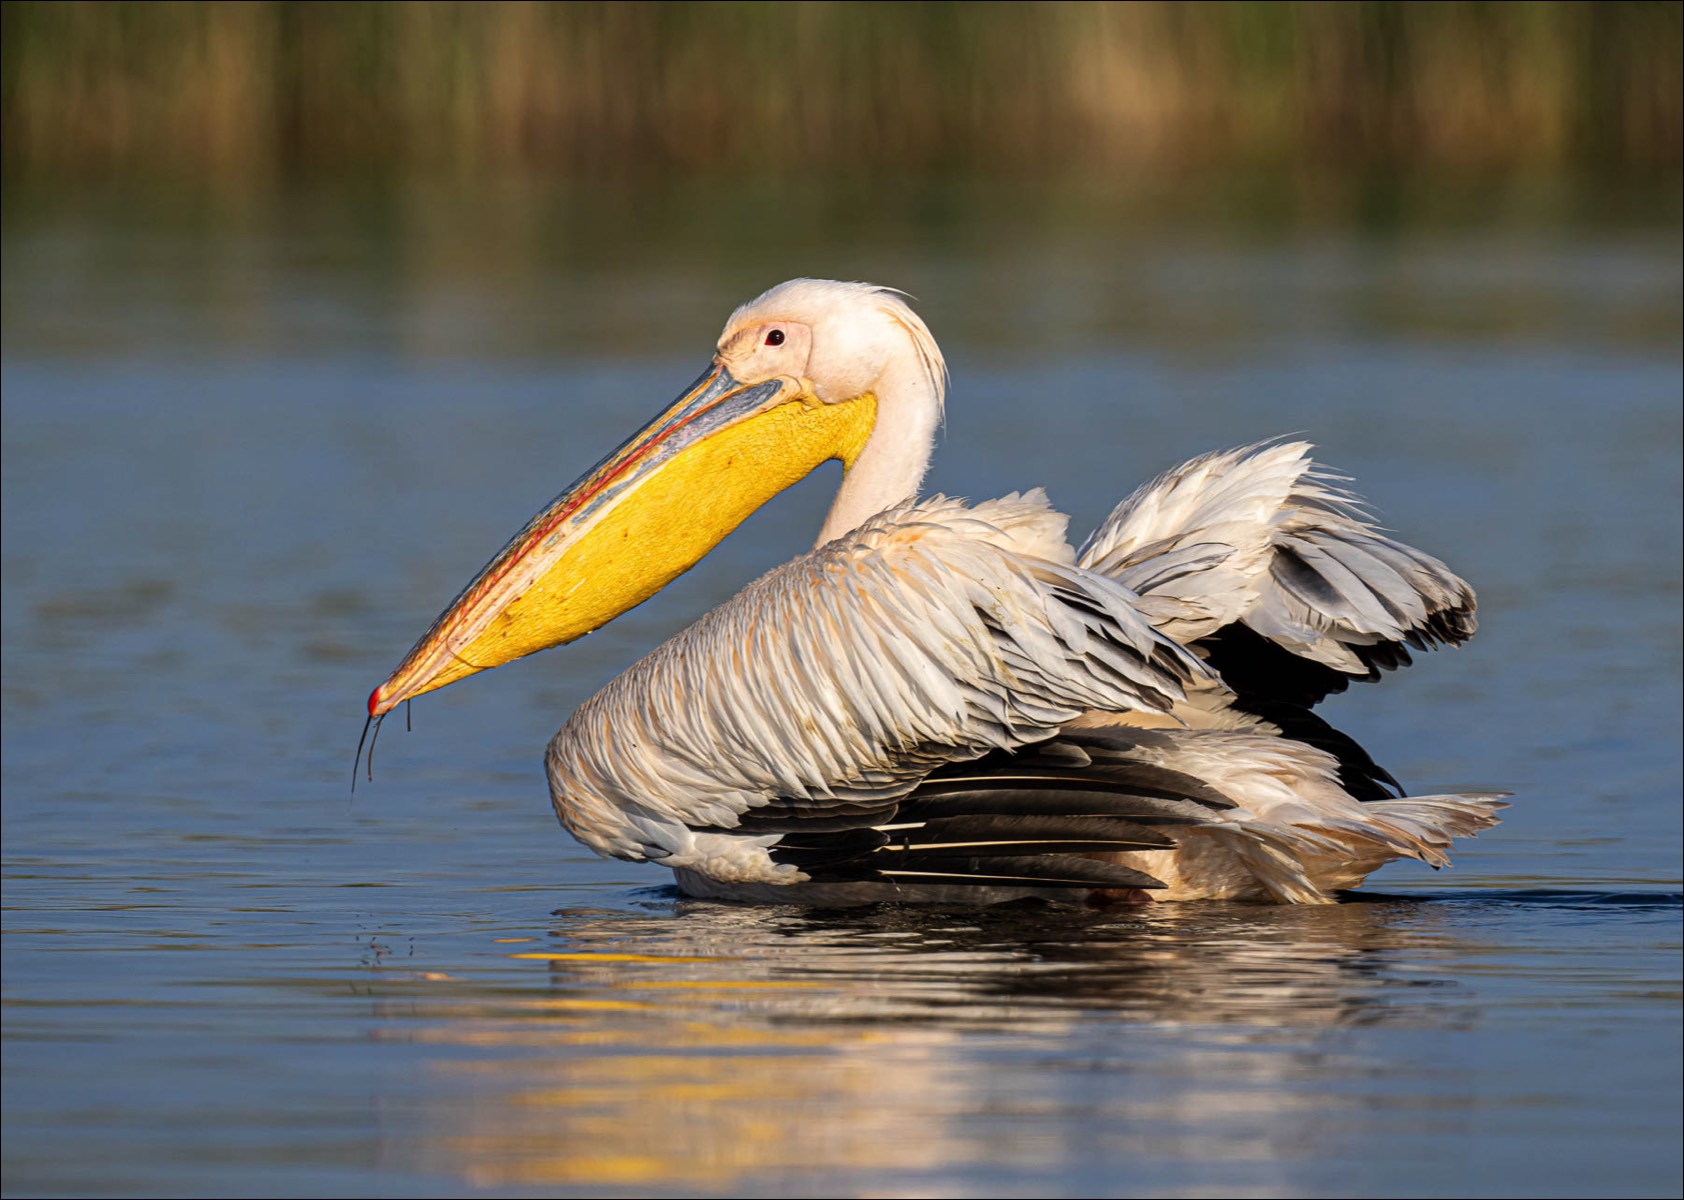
[547,491,1205,879]
[373,278,1505,905]
[1080,440,1475,674]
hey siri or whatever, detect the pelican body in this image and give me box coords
[369,280,1503,904]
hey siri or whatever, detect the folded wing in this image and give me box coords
[546,491,1211,879]
[762,724,1505,903]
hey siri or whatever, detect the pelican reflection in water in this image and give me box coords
[398,899,1476,1192]
[368,279,1504,904]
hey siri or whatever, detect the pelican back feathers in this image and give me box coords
[546,491,1210,881]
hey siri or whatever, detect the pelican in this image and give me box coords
[368,279,1504,905]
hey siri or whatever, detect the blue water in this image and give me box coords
[3,175,1680,1198]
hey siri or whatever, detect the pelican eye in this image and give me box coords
[764,329,785,347]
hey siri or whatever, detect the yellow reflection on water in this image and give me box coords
[373,899,1469,1193]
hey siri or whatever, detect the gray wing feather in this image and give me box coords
[549,492,1213,866]
[1079,440,1475,683]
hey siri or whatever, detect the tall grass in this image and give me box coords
[3,1,1678,177]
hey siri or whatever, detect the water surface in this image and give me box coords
[3,174,1680,1198]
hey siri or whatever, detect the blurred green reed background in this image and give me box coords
[3,0,1679,179]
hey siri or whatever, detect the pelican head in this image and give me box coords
[369,279,947,716]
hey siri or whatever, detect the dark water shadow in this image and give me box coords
[1389,887,1682,909]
